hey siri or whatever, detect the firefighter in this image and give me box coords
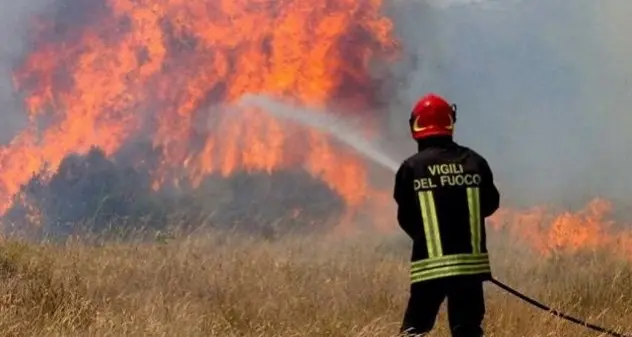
[393,93,500,337]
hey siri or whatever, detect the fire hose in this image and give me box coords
[490,278,631,337]
[240,97,632,337]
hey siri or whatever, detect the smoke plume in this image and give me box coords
[383,0,632,209]
[0,0,52,143]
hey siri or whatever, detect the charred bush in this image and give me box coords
[2,145,345,240]
[3,146,169,239]
[183,170,345,238]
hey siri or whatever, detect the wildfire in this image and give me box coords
[489,198,632,259]
[2,0,397,216]
[0,0,630,261]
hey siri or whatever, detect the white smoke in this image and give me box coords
[0,0,52,144]
[383,0,632,209]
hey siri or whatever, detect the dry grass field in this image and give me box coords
[0,228,630,337]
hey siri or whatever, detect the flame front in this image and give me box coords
[2,0,398,215]
[489,198,632,259]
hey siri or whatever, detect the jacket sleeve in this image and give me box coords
[393,162,420,239]
[479,158,500,217]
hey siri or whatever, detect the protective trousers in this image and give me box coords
[400,276,486,337]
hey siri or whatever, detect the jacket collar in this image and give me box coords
[416,136,455,152]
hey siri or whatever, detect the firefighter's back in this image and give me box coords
[403,139,496,283]
[396,93,499,337]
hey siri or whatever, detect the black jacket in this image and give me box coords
[393,136,500,283]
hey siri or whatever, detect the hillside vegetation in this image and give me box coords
[0,229,630,337]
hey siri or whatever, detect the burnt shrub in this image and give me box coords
[2,145,345,240]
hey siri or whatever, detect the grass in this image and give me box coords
[0,228,630,337]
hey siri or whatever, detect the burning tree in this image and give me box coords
[0,0,399,236]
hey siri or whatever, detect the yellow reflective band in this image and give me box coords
[411,264,491,283]
[467,187,481,254]
[418,190,442,258]
[411,253,489,272]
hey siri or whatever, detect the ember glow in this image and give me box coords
[0,0,630,260]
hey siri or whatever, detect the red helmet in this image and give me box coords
[409,93,457,140]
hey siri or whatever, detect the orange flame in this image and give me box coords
[2,0,399,216]
[489,198,632,259]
